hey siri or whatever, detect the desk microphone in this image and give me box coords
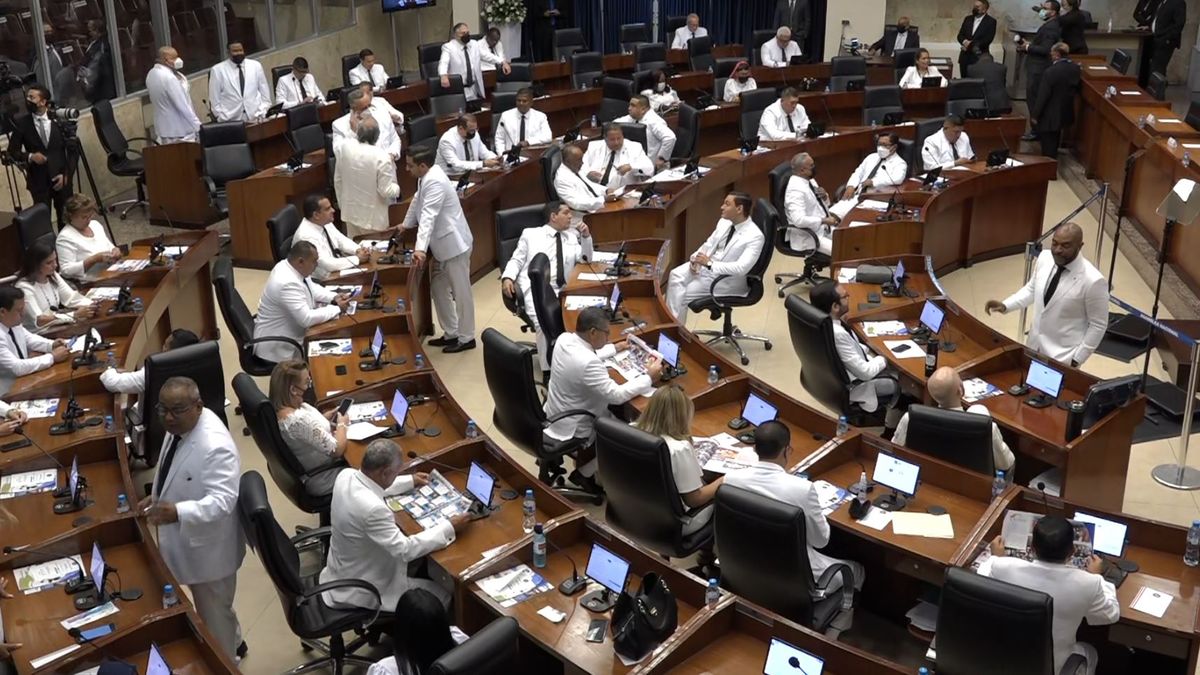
[818,94,835,130]
[3,545,92,594]
[16,428,69,497]
[541,531,587,595]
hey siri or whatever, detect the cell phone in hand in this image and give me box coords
[337,398,354,417]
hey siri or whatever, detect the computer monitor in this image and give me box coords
[585,543,630,595]
[919,301,945,335]
[1081,374,1141,429]
[390,390,409,433]
[764,637,824,675]
[657,333,680,369]
[872,452,920,510]
[69,456,80,501]
[1025,360,1063,399]
[89,541,105,589]
[893,259,906,287]
[1073,511,1128,558]
[609,283,622,316]
[742,392,778,427]
[465,461,495,509]
[146,643,172,675]
[371,326,384,362]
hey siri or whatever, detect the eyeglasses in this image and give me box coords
[155,401,198,417]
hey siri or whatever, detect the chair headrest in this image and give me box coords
[199,121,249,147]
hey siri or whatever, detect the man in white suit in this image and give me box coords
[253,240,349,363]
[761,26,802,67]
[145,46,200,143]
[921,114,975,170]
[554,145,615,228]
[838,132,908,202]
[100,329,199,395]
[275,56,325,109]
[980,516,1119,675]
[475,27,507,71]
[986,223,1107,367]
[494,88,553,155]
[613,94,677,170]
[757,87,810,142]
[671,14,708,50]
[892,366,1015,472]
[334,119,401,237]
[321,439,469,611]
[436,113,500,175]
[208,42,271,122]
[0,286,69,396]
[665,192,765,320]
[140,377,246,660]
[293,194,371,281]
[583,124,655,190]
[402,146,477,353]
[439,22,510,104]
[332,88,401,160]
[784,152,839,255]
[348,48,389,91]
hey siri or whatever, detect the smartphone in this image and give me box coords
[337,398,354,417]
[586,618,608,643]
[893,344,911,353]
[76,623,116,642]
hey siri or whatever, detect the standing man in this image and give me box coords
[757,87,810,141]
[292,193,371,281]
[334,119,401,237]
[986,222,1107,366]
[275,57,326,109]
[554,145,616,228]
[348,48,389,91]
[957,0,997,78]
[774,0,810,53]
[476,27,507,71]
[1016,1,1062,141]
[1145,0,1187,83]
[402,146,476,353]
[440,23,511,108]
[613,94,677,170]
[9,86,71,227]
[331,88,400,160]
[582,124,654,190]
[208,42,271,123]
[36,22,76,104]
[870,16,919,56]
[253,240,350,363]
[530,0,570,63]
[140,376,246,661]
[921,115,975,170]
[494,88,553,155]
[665,192,764,320]
[784,152,838,257]
[146,46,201,143]
[761,27,803,67]
[78,20,116,103]
[1030,43,1080,158]
[436,113,500,175]
[671,14,708,50]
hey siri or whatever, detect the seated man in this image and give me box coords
[665,191,764,319]
[275,56,325,109]
[922,114,975,170]
[292,193,371,281]
[981,516,1119,675]
[501,203,593,370]
[0,286,69,396]
[253,240,349,363]
[101,329,199,394]
[837,132,908,202]
[321,438,469,610]
[892,366,1015,472]
[582,124,654,190]
[335,119,402,237]
[613,94,677,170]
[436,113,500,175]
[757,87,810,142]
[543,307,663,493]
[784,151,839,256]
[671,13,708,50]
[348,48,388,91]
[494,88,553,155]
[554,145,616,228]
[810,281,904,430]
[870,16,919,56]
[761,26,802,67]
[725,420,865,597]
[332,87,401,160]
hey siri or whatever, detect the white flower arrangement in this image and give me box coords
[483,0,526,24]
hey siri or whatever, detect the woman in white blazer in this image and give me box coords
[56,194,121,281]
[898,48,948,89]
[16,239,94,333]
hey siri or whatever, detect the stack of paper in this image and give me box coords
[564,295,607,311]
[890,512,955,538]
[0,469,58,500]
[345,401,387,424]
[9,398,60,419]
[475,564,553,607]
[14,555,84,593]
[862,321,909,337]
[576,272,610,281]
[859,199,891,211]
[694,433,756,473]
[346,423,388,442]
[836,267,858,283]
[109,259,150,272]
[811,480,851,515]
[162,245,189,257]
[591,251,619,264]
[906,600,939,632]
[85,287,122,301]
[307,339,353,357]
[962,377,1002,403]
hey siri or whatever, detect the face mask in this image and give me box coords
[877,146,891,159]
[1039,9,1049,20]
[656,82,666,92]
[737,74,749,83]
[972,8,980,16]
[465,130,476,140]
[173,57,184,70]
[897,26,908,33]
[26,99,38,113]
[231,54,245,65]
[460,34,470,44]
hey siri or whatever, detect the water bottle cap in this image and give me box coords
[533,523,544,533]
[164,584,174,592]
[997,470,1005,478]
[525,488,534,497]
[708,578,718,585]
[118,493,127,500]
[1193,520,1200,527]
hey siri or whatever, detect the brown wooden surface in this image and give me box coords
[143,141,222,228]
[227,150,330,269]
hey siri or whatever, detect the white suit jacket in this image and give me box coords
[846,152,908,190]
[922,130,975,170]
[208,58,271,121]
[980,557,1119,674]
[101,367,145,394]
[294,218,361,280]
[501,225,594,296]
[402,164,472,261]
[642,86,681,113]
[582,140,654,189]
[723,77,758,102]
[474,37,507,70]
[613,109,677,162]
[689,217,765,297]
[0,324,55,396]
[332,108,401,159]
[757,100,810,141]
[438,40,495,101]
[275,71,326,109]
[321,469,455,610]
[495,108,553,154]
[150,408,245,585]
[898,66,948,90]
[334,141,400,233]
[672,25,709,50]
[56,221,115,280]
[544,332,652,441]
[253,260,341,363]
[784,174,831,247]
[146,63,200,141]
[436,127,497,174]
[760,39,802,67]
[348,63,389,91]
[832,321,888,411]
[554,165,606,227]
[1002,250,1108,365]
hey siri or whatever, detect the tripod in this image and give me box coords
[0,118,26,212]
[51,113,113,235]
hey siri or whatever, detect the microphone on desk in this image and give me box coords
[818,94,835,131]
[282,131,305,170]
[561,119,587,144]
[3,545,93,594]
[539,529,588,596]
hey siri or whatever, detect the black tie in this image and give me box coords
[321,225,337,254]
[298,74,308,99]
[304,278,315,306]
[950,140,959,161]
[1043,265,1066,305]
[554,231,566,288]
[865,155,885,182]
[519,114,526,144]
[464,45,475,88]
[786,112,795,133]
[575,170,597,197]
[601,151,616,185]
[722,223,736,251]
[691,30,696,41]
[809,180,829,216]
[8,329,24,359]
[155,434,182,496]
[238,63,245,94]
[464,138,474,162]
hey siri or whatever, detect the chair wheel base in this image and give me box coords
[242,428,251,437]
[741,356,750,365]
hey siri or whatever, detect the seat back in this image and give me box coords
[481,328,546,451]
[830,75,866,92]
[271,64,292,88]
[286,102,325,155]
[554,28,587,61]
[143,341,227,466]
[1149,71,1167,101]
[739,88,776,142]
[428,75,467,117]
[1187,97,1200,129]
[199,121,256,190]
[631,69,657,98]
[714,484,818,623]
[324,132,337,198]
[90,99,134,173]
[914,117,946,163]
[571,52,604,89]
[664,15,687,43]
[750,29,776,65]
[211,256,260,370]
[732,199,777,306]
[620,23,651,52]
[495,204,544,271]
[496,62,532,92]
[618,123,648,154]
[904,404,996,475]
[233,372,312,513]
[418,42,442,79]
[634,42,667,72]
[784,294,853,414]
[831,56,867,77]
[428,617,520,675]
[1109,48,1131,75]
[528,253,564,364]
[936,567,1056,675]
[893,48,919,80]
[672,103,699,161]
[541,143,563,201]
[972,61,1013,114]
[340,53,359,86]
[688,35,714,72]
[599,77,634,124]
[267,204,301,264]
[237,471,308,608]
[767,161,792,222]
[863,84,904,125]
[408,113,439,154]
[946,77,987,116]
[14,204,54,249]
[491,91,518,117]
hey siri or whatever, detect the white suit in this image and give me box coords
[760,39,802,67]
[784,174,833,254]
[832,321,890,413]
[150,408,245,658]
[293,218,361,281]
[922,130,975,170]
[348,62,389,91]
[1001,250,1108,366]
[666,217,765,319]
[332,108,401,160]
[275,71,326,109]
[543,332,653,442]
[671,25,708,50]
[321,469,455,610]
[757,100,810,141]
[554,164,606,227]
[0,324,55,396]
[252,259,341,363]
[402,165,475,343]
[208,58,271,122]
[898,66,948,90]
[100,367,145,394]
[334,140,400,236]
[474,37,506,70]
[146,63,200,143]
[582,139,654,189]
[613,109,677,163]
[438,39,499,101]
[845,151,908,191]
[436,127,497,174]
[494,107,553,154]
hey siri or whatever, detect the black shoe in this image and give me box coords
[237,641,248,658]
[568,469,604,495]
[427,334,455,347]
[442,339,477,353]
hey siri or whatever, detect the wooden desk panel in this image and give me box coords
[308,333,428,403]
[143,142,221,229]
[45,608,237,675]
[227,150,329,269]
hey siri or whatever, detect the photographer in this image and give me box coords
[9,85,70,227]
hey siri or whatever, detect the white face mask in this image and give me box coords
[877,146,891,159]
[173,57,184,70]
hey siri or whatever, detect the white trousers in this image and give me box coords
[431,251,476,342]
[788,225,832,256]
[189,573,242,659]
[665,263,716,320]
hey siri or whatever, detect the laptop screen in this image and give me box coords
[1026,360,1064,398]
[390,390,409,428]
[1073,511,1128,558]
[657,333,680,368]
[919,301,945,335]
[742,392,778,427]
[873,452,920,496]
[371,325,384,360]
[585,543,631,595]
[466,461,495,508]
[89,542,105,588]
[893,259,906,287]
[147,643,171,675]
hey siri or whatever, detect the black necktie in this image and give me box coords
[298,75,308,99]
[155,434,182,496]
[950,140,959,161]
[1043,265,1066,305]
[464,138,474,161]
[786,112,795,133]
[519,114,526,144]
[691,30,696,41]
[575,170,597,197]
[304,278,315,306]
[809,180,829,216]
[464,45,475,87]
[554,231,566,288]
[865,155,885,182]
[601,151,616,185]
[238,63,245,94]
[722,223,736,251]
[8,329,24,359]
[321,225,336,254]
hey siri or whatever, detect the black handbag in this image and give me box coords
[610,572,679,662]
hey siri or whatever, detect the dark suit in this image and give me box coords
[8,112,72,225]
[774,0,810,43]
[1058,9,1089,54]
[1149,0,1187,77]
[870,27,920,56]
[530,0,573,63]
[1031,58,1081,158]
[79,38,116,103]
[1024,17,1061,106]
[956,13,997,77]
[1133,0,1163,26]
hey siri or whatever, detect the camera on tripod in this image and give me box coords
[52,106,81,123]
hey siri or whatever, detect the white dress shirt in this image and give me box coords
[893,31,910,51]
[553,164,606,227]
[334,141,400,234]
[832,321,888,412]
[100,366,145,394]
[898,66,948,90]
[893,404,1015,471]
[613,109,677,162]
[672,25,709,50]
[146,63,200,142]
[348,62,389,91]
[1001,250,1108,365]
[760,39,802,67]
[784,174,833,254]
[581,139,655,189]
[208,58,271,122]
[252,259,341,363]
[275,71,326,109]
[0,323,56,396]
[293,218,361,281]
[56,221,115,280]
[544,331,653,442]
[642,86,681,113]
[757,100,810,141]
[501,224,594,298]
[402,165,472,262]
[474,37,506,70]
[495,107,553,154]
[321,469,455,610]
[845,151,908,191]
[15,275,90,333]
[922,130,975,170]
[436,127,497,174]
[332,108,401,159]
[371,97,406,127]
[723,77,758,102]
[438,39,498,101]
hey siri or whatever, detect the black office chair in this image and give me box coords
[739,89,777,145]
[132,341,228,467]
[334,84,358,114]
[91,99,152,218]
[634,43,667,73]
[688,35,715,73]
[1109,48,1131,75]
[1148,71,1167,101]
[271,64,292,88]
[481,328,600,504]
[554,28,587,61]
[688,198,776,366]
[714,484,856,629]
[897,138,917,178]
[491,91,518,118]
[407,114,439,155]
[494,204,544,336]
[286,102,325,155]
[212,256,303,377]
[973,60,1013,114]
[428,75,467,117]
[903,405,996,476]
[893,47,920,82]
[13,204,54,250]
[936,567,1087,675]
[427,617,519,675]
[672,104,699,162]
[631,69,657,98]
[199,121,256,215]
[946,78,988,117]
[595,418,715,560]
[417,42,442,80]
[598,78,633,124]
[914,116,946,170]
[617,123,648,155]
[324,132,337,201]
[267,204,301,264]
[862,85,904,126]
[620,23,651,53]
[237,471,380,675]
[570,52,604,90]
[664,15,687,44]
[495,62,532,92]
[768,162,828,295]
[527,254,564,366]
[750,29,776,66]
[1188,96,1200,129]
[340,54,359,87]
[540,143,563,201]
[785,293,883,425]
[830,56,867,91]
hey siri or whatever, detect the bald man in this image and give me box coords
[145,46,200,143]
[892,367,1014,471]
[986,223,1107,367]
[553,145,616,228]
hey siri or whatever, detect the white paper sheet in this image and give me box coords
[862,321,909,337]
[857,506,893,530]
[346,422,388,441]
[890,512,955,538]
[563,295,607,311]
[1131,586,1173,618]
[60,601,119,629]
[576,272,610,281]
[836,267,857,283]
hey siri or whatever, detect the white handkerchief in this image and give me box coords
[538,606,567,623]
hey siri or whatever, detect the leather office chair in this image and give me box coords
[407,114,440,155]
[324,132,337,201]
[903,405,995,475]
[495,62,532,92]
[238,471,379,674]
[14,204,54,250]
[785,293,883,425]
[973,60,1013,114]
[634,43,667,73]
[714,484,856,629]
[946,78,987,117]
[1109,48,1131,75]
[570,52,604,90]
[427,76,467,117]
[830,56,867,91]
[631,69,657,98]
[334,85,357,114]
[417,42,442,80]
[234,373,347,525]
[286,102,325,155]
[619,23,651,52]
[897,139,917,178]
[594,418,715,559]
[749,29,776,66]
[134,341,228,467]
[768,161,828,295]
[598,78,633,124]
[271,64,292,88]
[267,204,301,264]
[554,28,587,61]
[914,117,946,170]
[481,328,600,504]
[212,256,302,377]
[936,567,1086,675]
[427,617,519,675]
[494,204,544,336]
[617,123,649,155]
[527,254,565,366]
[491,91,518,118]
[540,143,563,201]
[664,15,687,43]
[1187,96,1200,129]
[688,35,714,73]
[91,99,151,218]
[340,54,359,87]
[199,121,256,215]
[672,104,699,162]
[739,89,777,145]
[1148,72,1167,101]
[687,198,776,366]
[862,85,904,126]
[714,58,740,79]
[893,47,919,82]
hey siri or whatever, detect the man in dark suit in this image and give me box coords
[957,0,997,78]
[9,86,72,226]
[870,17,920,56]
[530,0,573,63]
[1145,0,1187,80]
[1133,0,1162,27]
[774,0,810,51]
[1030,42,1080,158]
[1017,0,1062,140]
[79,20,116,103]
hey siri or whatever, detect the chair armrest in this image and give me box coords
[784,227,819,257]
[705,273,734,311]
[123,148,145,159]
[203,176,219,198]
[1059,654,1088,675]
[244,335,305,354]
[125,405,142,429]
[126,136,157,146]
[545,408,596,425]
[289,526,333,547]
[811,562,856,609]
[297,578,383,627]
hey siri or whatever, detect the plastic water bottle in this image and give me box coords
[853,471,869,498]
[396,298,406,313]
[465,419,478,438]
[705,579,720,608]
[1106,17,1113,33]
[104,415,114,432]
[707,365,719,385]
[403,250,413,265]
[1168,136,1179,150]
[106,351,116,368]
[1137,114,1148,129]
[1185,520,1200,567]
[532,523,547,568]
[132,297,143,313]
[1184,151,1192,168]
[522,489,536,534]
[590,114,598,128]
[162,584,180,608]
[992,470,1007,501]
[414,353,425,369]
[919,668,930,675]
[116,493,130,514]
[837,415,849,437]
